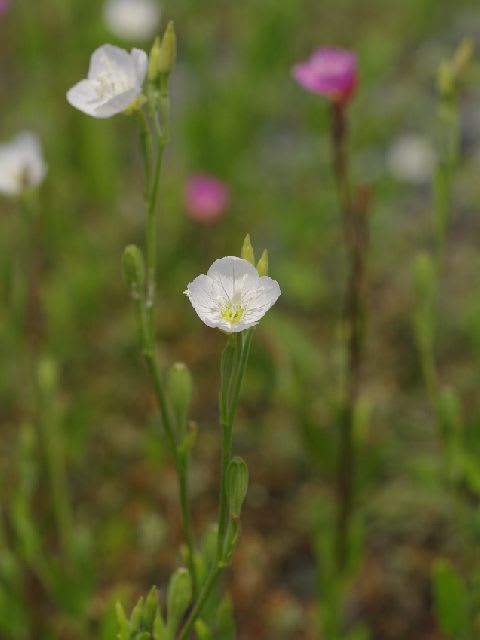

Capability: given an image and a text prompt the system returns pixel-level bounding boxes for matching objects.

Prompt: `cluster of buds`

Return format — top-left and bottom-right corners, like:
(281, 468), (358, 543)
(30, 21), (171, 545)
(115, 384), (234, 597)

(116, 569), (192, 640)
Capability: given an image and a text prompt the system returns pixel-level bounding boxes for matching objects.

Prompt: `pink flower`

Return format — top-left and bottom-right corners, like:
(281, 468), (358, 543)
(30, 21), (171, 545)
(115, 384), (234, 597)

(0, 0), (10, 15)
(292, 47), (357, 103)
(185, 175), (230, 224)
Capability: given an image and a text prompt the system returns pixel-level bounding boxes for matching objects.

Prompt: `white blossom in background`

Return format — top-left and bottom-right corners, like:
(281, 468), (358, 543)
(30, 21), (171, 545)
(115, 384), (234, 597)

(103, 0), (160, 41)
(185, 256), (281, 333)
(66, 44), (147, 118)
(0, 132), (47, 196)
(387, 134), (436, 184)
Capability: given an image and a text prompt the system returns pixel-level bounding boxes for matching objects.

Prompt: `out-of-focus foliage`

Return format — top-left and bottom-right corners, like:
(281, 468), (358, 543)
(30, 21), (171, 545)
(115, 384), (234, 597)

(1, 0), (480, 638)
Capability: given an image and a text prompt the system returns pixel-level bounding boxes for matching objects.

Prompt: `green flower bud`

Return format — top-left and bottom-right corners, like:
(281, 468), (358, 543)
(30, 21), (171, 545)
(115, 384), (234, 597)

(167, 363), (193, 432)
(241, 234), (255, 264)
(256, 249), (268, 276)
(123, 94), (147, 115)
(156, 21), (177, 79)
(148, 36), (162, 81)
(130, 596), (144, 630)
(167, 568), (192, 635)
(115, 602), (130, 640)
(226, 456), (249, 518)
(153, 609), (168, 640)
(122, 245), (145, 299)
(143, 586), (160, 630)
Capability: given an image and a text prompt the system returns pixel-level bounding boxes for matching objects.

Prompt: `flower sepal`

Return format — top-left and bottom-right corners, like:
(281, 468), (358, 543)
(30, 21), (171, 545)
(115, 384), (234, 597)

(123, 93), (147, 115)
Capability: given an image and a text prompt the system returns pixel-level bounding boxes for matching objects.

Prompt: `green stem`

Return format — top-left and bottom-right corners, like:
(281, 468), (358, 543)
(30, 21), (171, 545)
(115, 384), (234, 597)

(177, 563), (224, 640)
(179, 464), (198, 600)
(145, 141), (165, 349)
(178, 330), (253, 637)
(136, 109), (153, 200)
(135, 83), (198, 596)
(217, 331), (253, 560)
(143, 352), (177, 455)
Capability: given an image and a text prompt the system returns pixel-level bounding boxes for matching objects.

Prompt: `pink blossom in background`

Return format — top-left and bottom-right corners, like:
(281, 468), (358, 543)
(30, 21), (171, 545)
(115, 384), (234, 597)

(185, 175), (230, 224)
(292, 47), (357, 103)
(0, 0), (10, 16)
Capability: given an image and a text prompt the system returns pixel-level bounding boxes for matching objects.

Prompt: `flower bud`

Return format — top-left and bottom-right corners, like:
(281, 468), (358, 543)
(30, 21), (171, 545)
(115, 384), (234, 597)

(241, 234), (255, 264)
(122, 245), (145, 298)
(155, 21), (177, 79)
(130, 596), (144, 629)
(167, 568), (192, 635)
(143, 586), (160, 629)
(115, 602), (129, 640)
(226, 456), (249, 518)
(167, 362), (193, 433)
(153, 609), (168, 640)
(148, 36), (162, 81)
(256, 249), (268, 276)
(123, 93), (147, 116)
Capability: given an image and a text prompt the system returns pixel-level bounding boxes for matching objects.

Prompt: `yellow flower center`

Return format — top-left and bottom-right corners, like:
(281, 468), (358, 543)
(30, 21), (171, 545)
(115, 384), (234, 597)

(221, 303), (245, 324)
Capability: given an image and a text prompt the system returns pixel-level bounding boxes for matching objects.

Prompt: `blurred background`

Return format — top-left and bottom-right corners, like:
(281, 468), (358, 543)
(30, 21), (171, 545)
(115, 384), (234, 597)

(2, 0), (480, 638)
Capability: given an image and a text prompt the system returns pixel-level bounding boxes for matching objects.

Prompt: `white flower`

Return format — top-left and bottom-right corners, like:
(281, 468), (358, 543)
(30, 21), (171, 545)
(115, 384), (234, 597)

(0, 132), (47, 196)
(387, 134), (436, 184)
(185, 256), (281, 333)
(103, 0), (160, 41)
(66, 44), (147, 118)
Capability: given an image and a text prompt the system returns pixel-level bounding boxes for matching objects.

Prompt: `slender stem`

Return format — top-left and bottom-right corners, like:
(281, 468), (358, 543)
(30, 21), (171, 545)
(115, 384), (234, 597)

(179, 465), (198, 600)
(134, 83), (198, 596)
(329, 101), (369, 573)
(228, 331), (254, 427)
(143, 352), (177, 455)
(216, 339), (238, 560)
(145, 141), (165, 349)
(136, 109), (153, 200)
(217, 331), (253, 560)
(179, 331), (253, 637)
(177, 563), (224, 640)
(330, 101), (352, 243)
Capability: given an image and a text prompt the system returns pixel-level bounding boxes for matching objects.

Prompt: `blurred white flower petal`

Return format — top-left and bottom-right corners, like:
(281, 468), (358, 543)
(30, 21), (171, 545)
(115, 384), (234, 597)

(66, 44), (147, 118)
(387, 134), (436, 184)
(185, 256), (281, 333)
(0, 132), (47, 196)
(104, 0), (160, 41)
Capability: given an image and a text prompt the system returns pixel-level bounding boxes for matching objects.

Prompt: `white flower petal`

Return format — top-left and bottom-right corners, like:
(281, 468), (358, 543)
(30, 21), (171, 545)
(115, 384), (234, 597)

(207, 256), (259, 300)
(88, 43), (132, 80)
(131, 48), (148, 85)
(185, 274), (220, 328)
(92, 87), (140, 118)
(66, 79), (99, 116)
(243, 276), (281, 323)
